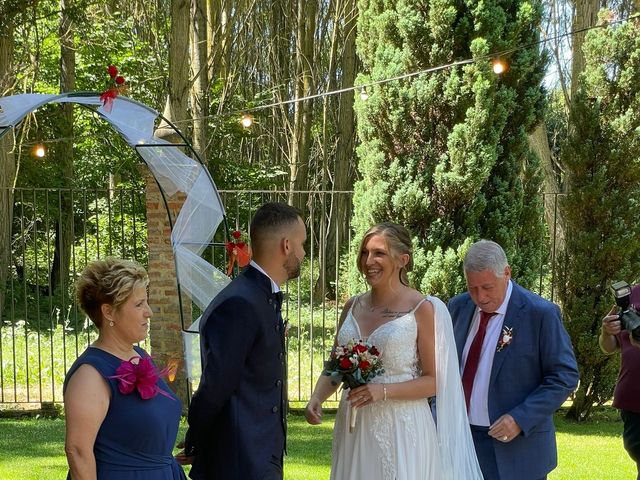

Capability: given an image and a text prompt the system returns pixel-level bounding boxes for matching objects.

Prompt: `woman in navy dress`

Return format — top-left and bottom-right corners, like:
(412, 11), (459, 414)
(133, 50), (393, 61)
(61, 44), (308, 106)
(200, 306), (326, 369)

(64, 258), (186, 480)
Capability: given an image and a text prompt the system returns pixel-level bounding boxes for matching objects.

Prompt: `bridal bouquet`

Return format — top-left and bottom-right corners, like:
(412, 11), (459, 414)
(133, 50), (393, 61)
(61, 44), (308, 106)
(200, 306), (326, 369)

(323, 339), (384, 432)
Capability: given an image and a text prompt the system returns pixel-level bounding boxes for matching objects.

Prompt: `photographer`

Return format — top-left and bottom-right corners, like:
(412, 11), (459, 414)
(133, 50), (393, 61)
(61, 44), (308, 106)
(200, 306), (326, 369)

(600, 283), (640, 480)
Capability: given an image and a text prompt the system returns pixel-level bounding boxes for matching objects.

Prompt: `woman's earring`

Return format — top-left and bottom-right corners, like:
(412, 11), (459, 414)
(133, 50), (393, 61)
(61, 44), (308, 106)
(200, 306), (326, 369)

(109, 320), (114, 327)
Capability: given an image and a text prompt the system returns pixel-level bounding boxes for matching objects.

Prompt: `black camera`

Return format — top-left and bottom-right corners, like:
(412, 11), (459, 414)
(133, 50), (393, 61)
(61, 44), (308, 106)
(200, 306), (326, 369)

(610, 281), (640, 342)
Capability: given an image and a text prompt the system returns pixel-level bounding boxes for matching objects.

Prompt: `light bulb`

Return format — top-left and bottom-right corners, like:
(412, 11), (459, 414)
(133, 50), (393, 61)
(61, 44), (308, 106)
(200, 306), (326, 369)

(492, 59), (506, 75)
(240, 114), (253, 128)
(360, 87), (369, 101)
(33, 144), (46, 158)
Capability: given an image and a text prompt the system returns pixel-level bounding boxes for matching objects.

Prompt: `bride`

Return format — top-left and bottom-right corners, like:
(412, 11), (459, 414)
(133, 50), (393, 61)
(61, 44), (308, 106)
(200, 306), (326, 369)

(305, 222), (482, 479)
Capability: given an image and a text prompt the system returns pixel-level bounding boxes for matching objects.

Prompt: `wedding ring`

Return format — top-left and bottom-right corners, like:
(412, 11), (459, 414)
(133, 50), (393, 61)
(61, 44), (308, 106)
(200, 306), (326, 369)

(502, 435), (508, 441)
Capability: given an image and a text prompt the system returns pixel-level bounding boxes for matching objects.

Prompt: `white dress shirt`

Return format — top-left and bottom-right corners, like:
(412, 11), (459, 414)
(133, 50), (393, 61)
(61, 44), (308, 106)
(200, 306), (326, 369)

(249, 260), (280, 294)
(461, 280), (513, 426)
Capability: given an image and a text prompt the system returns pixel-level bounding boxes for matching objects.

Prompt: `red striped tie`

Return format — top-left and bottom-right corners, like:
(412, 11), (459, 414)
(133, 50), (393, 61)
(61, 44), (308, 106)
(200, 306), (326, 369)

(461, 310), (496, 411)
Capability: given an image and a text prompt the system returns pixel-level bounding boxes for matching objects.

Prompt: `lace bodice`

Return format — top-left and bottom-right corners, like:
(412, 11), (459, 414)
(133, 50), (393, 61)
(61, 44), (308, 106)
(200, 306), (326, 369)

(337, 298), (425, 384)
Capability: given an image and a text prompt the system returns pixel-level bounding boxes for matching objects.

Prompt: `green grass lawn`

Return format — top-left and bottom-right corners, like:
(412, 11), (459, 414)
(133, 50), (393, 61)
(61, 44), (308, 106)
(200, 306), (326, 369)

(0, 408), (636, 479)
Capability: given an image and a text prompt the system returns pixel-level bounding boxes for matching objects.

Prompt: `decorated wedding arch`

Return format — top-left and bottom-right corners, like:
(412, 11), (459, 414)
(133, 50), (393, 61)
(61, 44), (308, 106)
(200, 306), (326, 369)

(0, 92), (231, 380)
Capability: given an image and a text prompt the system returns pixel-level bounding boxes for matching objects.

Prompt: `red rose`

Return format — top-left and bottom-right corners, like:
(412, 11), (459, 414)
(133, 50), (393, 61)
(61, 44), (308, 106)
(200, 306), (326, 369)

(232, 230), (242, 239)
(115, 75), (125, 85)
(107, 65), (118, 78)
(358, 360), (371, 370)
(339, 357), (352, 369)
(369, 346), (379, 356)
(353, 343), (367, 354)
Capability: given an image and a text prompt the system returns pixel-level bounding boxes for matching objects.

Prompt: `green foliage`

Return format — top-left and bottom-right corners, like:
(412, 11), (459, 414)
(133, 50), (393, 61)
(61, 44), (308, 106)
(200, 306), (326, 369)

(558, 12), (640, 420)
(353, 0), (547, 295)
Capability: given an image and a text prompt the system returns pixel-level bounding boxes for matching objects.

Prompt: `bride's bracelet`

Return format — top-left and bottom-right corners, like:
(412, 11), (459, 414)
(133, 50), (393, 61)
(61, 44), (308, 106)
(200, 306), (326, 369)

(382, 384), (387, 401)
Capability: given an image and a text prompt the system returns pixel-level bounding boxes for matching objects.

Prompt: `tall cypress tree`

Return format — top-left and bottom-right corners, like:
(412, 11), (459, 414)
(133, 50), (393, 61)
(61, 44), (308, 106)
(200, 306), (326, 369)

(559, 12), (640, 420)
(352, 0), (547, 297)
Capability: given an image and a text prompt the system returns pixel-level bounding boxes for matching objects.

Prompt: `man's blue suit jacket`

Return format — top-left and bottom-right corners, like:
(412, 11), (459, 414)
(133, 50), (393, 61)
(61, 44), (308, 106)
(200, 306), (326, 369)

(448, 282), (578, 480)
(185, 266), (286, 480)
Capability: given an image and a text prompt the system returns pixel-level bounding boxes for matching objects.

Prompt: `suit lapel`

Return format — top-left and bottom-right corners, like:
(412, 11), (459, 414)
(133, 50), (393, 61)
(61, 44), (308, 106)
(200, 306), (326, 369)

(455, 299), (477, 365)
(489, 283), (526, 386)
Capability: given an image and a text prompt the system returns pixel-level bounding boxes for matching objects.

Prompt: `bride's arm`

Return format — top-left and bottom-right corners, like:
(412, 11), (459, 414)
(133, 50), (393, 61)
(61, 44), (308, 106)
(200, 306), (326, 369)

(349, 300), (436, 407)
(305, 296), (356, 424)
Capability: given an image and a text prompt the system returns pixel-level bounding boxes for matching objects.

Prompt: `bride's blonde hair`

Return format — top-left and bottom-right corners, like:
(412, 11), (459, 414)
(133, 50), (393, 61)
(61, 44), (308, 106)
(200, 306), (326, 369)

(357, 222), (413, 286)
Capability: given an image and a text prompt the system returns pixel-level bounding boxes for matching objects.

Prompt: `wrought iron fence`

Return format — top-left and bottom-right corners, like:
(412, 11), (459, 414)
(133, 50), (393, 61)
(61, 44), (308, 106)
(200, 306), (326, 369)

(0, 187), (563, 408)
(0, 187), (147, 405)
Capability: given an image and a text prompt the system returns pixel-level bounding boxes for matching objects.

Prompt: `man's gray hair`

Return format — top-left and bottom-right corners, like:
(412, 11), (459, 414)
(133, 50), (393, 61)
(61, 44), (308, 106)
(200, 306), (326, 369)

(463, 240), (509, 277)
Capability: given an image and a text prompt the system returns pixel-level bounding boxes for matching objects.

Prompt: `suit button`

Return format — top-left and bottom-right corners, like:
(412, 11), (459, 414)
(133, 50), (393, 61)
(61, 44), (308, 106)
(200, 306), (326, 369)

(276, 380), (282, 387)
(275, 324), (281, 331)
(268, 298), (273, 304)
(272, 406), (279, 413)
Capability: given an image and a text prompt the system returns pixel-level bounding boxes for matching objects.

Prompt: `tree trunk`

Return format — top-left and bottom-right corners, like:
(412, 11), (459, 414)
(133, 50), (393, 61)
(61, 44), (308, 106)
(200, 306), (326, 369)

(268, 0), (292, 169)
(0, 16), (16, 317)
(314, 0), (357, 300)
(289, 0), (317, 208)
(50, 0), (75, 298)
(570, 0), (601, 100)
(158, 0), (190, 143)
(207, 0), (232, 85)
(191, 0), (208, 164)
(528, 123), (565, 253)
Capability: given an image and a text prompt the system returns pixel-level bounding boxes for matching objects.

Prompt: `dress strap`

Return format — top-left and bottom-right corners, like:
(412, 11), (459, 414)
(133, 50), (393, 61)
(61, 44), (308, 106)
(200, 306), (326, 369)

(409, 297), (428, 314)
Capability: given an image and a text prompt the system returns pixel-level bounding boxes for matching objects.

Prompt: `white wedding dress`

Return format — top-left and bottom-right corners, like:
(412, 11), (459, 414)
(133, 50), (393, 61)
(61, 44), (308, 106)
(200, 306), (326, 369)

(330, 296), (482, 480)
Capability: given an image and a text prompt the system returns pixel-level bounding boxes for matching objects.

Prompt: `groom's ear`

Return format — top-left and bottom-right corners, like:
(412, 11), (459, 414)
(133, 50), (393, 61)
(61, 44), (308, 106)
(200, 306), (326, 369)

(280, 236), (290, 255)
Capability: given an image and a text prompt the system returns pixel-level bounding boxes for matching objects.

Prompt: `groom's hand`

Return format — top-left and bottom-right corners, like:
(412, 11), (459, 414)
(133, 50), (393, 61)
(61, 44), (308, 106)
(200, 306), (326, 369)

(175, 449), (194, 465)
(175, 440), (195, 465)
(488, 414), (522, 443)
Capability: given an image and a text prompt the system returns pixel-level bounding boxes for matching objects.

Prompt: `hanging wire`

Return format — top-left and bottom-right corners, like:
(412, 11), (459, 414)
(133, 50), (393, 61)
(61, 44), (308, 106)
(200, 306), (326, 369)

(12, 11), (639, 145)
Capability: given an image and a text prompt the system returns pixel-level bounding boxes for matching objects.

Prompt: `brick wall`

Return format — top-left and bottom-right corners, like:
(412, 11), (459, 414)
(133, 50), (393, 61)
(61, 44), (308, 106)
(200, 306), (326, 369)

(144, 167), (191, 408)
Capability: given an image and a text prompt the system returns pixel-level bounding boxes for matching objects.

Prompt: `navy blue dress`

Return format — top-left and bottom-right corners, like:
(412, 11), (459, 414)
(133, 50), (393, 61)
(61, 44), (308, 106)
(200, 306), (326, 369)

(64, 346), (186, 479)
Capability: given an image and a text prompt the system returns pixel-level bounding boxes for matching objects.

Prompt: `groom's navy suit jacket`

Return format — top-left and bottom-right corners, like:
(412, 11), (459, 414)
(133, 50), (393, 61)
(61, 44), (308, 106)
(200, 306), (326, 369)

(185, 266), (286, 480)
(448, 282), (578, 480)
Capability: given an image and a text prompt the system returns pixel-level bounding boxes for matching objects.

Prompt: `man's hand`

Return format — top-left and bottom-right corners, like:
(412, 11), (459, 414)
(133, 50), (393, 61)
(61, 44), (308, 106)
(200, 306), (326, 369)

(175, 440), (194, 465)
(488, 414), (522, 443)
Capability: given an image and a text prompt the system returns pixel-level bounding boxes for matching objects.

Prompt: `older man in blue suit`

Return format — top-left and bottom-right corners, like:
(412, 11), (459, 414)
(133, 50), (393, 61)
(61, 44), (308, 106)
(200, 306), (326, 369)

(448, 240), (578, 480)
(182, 202), (307, 480)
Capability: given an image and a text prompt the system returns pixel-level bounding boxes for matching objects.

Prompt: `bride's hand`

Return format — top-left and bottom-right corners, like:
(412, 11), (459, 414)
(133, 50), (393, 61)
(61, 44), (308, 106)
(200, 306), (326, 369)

(348, 383), (384, 408)
(305, 397), (323, 425)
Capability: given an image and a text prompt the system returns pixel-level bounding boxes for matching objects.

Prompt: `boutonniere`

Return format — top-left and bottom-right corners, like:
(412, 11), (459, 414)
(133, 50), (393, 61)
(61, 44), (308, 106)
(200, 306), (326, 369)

(109, 356), (176, 400)
(496, 326), (513, 352)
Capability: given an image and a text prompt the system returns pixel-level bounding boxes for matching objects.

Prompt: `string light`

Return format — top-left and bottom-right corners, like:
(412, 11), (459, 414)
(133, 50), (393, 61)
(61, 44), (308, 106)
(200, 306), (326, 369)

(492, 58), (507, 75)
(240, 114), (253, 128)
(359, 87), (369, 101)
(4, 13), (637, 142)
(33, 144), (46, 158)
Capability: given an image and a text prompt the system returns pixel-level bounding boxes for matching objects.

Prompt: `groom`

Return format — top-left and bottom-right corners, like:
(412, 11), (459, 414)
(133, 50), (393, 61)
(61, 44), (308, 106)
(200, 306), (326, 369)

(448, 240), (578, 480)
(183, 202), (306, 480)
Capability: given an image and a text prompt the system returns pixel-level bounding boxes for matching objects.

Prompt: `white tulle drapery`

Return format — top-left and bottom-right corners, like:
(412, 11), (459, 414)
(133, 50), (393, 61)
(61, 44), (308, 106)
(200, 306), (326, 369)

(430, 296), (484, 479)
(0, 93), (230, 381)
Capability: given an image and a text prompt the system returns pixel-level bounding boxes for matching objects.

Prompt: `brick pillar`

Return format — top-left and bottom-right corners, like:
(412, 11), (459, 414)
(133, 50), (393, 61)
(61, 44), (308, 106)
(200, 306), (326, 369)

(144, 167), (191, 409)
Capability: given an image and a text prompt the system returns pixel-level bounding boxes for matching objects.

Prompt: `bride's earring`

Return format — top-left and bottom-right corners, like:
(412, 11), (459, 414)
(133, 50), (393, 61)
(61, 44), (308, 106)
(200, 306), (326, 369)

(109, 320), (114, 327)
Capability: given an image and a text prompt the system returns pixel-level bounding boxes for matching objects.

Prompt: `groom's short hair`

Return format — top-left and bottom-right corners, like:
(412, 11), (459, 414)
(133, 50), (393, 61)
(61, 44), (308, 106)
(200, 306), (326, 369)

(250, 202), (303, 251)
